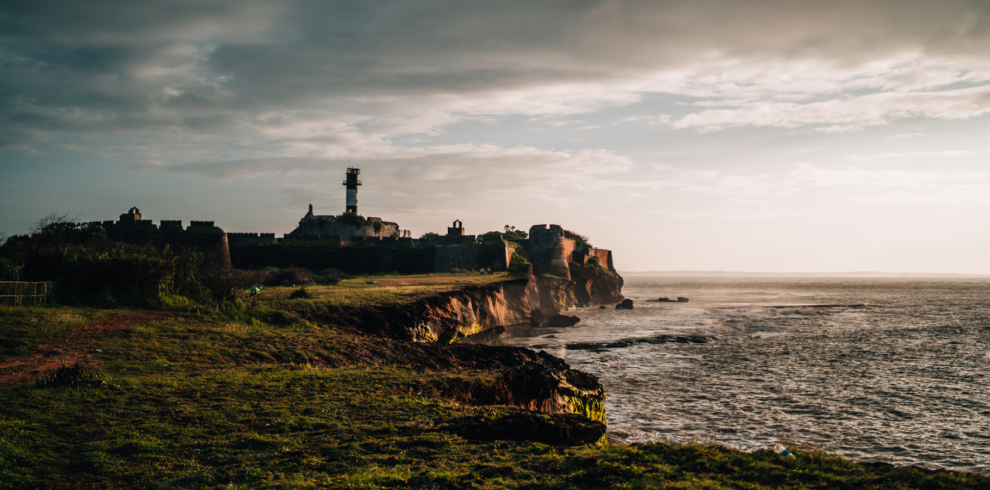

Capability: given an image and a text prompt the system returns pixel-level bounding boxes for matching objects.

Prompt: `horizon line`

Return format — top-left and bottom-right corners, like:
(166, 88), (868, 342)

(618, 270), (990, 277)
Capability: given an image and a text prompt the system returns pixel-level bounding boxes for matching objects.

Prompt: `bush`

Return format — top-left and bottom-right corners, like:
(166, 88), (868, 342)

(262, 267), (314, 287)
(315, 269), (345, 285)
(289, 287), (314, 299)
(36, 362), (100, 389)
(508, 252), (532, 276)
(563, 229), (591, 248)
(336, 212), (369, 228)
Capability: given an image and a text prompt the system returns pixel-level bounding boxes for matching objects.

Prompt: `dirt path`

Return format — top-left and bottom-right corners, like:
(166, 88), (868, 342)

(0, 310), (171, 386)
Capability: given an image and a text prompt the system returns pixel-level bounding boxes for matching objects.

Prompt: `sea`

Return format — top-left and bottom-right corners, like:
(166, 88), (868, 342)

(504, 276), (990, 474)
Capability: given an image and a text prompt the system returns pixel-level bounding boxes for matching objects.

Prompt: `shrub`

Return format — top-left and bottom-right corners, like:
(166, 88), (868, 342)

(289, 287), (314, 299)
(336, 212), (369, 228)
(262, 267), (314, 287)
(563, 229), (591, 248)
(315, 268), (345, 285)
(508, 252), (532, 276)
(37, 362), (99, 389)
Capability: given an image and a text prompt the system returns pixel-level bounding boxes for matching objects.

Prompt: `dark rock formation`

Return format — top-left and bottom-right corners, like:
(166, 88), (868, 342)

(529, 309), (549, 328)
(615, 299), (634, 310)
(452, 411), (605, 446)
(652, 297), (674, 302)
(547, 314), (580, 328)
(677, 297), (689, 302)
(531, 274), (575, 316)
(569, 262), (624, 307)
(599, 305), (607, 309)
(455, 326), (506, 345)
(565, 334), (716, 351)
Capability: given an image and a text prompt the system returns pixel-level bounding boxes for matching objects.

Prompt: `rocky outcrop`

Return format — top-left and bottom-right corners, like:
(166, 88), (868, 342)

(569, 262), (624, 306)
(615, 299), (634, 310)
(547, 314), (580, 328)
(322, 262), (621, 342)
(332, 279), (531, 341)
(452, 411), (605, 446)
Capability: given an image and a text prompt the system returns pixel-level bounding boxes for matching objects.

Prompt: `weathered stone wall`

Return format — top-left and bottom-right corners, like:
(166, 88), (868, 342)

(526, 224), (574, 280)
(230, 244), (434, 275)
(230, 242), (512, 274)
(433, 243), (512, 273)
(106, 228), (231, 268)
(570, 247), (613, 272)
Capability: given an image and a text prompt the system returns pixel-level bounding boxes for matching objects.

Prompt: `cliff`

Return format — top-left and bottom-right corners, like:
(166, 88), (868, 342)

(323, 267), (622, 342)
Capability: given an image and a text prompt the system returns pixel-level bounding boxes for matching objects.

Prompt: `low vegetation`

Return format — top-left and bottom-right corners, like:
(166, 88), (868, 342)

(1, 303), (986, 488)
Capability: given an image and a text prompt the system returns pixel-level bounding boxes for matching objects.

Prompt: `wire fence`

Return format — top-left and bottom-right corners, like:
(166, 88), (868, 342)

(0, 281), (49, 306)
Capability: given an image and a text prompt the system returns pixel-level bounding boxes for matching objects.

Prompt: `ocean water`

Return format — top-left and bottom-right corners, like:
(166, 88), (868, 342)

(504, 276), (990, 474)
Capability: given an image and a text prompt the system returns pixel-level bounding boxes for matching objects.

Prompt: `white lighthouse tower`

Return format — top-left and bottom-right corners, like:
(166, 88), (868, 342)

(343, 167), (361, 214)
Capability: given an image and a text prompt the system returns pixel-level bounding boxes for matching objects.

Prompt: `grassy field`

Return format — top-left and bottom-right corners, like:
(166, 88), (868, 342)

(259, 272), (511, 309)
(1, 278), (988, 489)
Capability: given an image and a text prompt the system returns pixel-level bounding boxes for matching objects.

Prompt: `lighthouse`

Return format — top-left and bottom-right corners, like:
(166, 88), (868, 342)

(343, 167), (361, 214)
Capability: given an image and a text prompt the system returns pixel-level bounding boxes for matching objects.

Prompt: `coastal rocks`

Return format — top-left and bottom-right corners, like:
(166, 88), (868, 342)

(343, 278), (531, 341)
(490, 361), (606, 426)
(452, 411), (606, 446)
(531, 310), (582, 329)
(649, 296), (689, 303)
(565, 334), (716, 352)
(455, 326), (506, 345)
(615, 299), (634, 310)
(547, 314), (580, 328)
(534, 274), (575, 316)
(529, 309), (549, 328)
(329, 267), (623, 341)
(569, 262), (624, 307)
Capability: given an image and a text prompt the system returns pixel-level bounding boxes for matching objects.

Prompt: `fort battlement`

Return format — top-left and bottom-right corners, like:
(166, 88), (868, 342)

(524, 224), (615, 279)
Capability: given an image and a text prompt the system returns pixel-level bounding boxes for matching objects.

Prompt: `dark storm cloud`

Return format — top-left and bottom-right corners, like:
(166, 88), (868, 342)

(3, 0), (990, 155)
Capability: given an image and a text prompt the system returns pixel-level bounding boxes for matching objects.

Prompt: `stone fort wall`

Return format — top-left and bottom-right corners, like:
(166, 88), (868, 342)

(524, 224), (616, 280)
(229, 242), (513, 274)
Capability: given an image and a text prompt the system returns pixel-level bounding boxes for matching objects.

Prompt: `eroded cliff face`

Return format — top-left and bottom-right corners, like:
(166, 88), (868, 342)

(344, 267), (621, 342)
(569, 262), (624, 306)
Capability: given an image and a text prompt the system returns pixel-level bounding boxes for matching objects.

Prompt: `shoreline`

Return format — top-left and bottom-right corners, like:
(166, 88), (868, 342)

(1, 275), (988, 486)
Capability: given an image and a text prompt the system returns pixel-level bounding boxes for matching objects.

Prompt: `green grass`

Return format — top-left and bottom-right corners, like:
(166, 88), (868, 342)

(1, 300), (988, 489)
(259, 273), (511, 309)
(0, 306), (111, 359)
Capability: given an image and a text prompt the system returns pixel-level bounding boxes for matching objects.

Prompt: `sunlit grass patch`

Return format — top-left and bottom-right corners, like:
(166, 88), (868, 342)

(0, 306), (113, 358)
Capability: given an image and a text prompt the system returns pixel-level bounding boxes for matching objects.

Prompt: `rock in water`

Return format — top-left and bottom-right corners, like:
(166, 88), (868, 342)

(529, 309), (549, 328)
(615, 299), (634, 310)
(547, 314), (580, 328)
(599, 305), (607, 309)
(677, 296), (689, 302)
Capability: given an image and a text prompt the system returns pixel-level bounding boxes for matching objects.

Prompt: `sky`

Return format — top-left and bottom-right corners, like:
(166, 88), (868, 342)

(2, 0), (990, 273)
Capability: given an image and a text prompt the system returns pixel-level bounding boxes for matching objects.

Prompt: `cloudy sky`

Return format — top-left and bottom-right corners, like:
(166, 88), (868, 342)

(2, 0), (990, 273)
